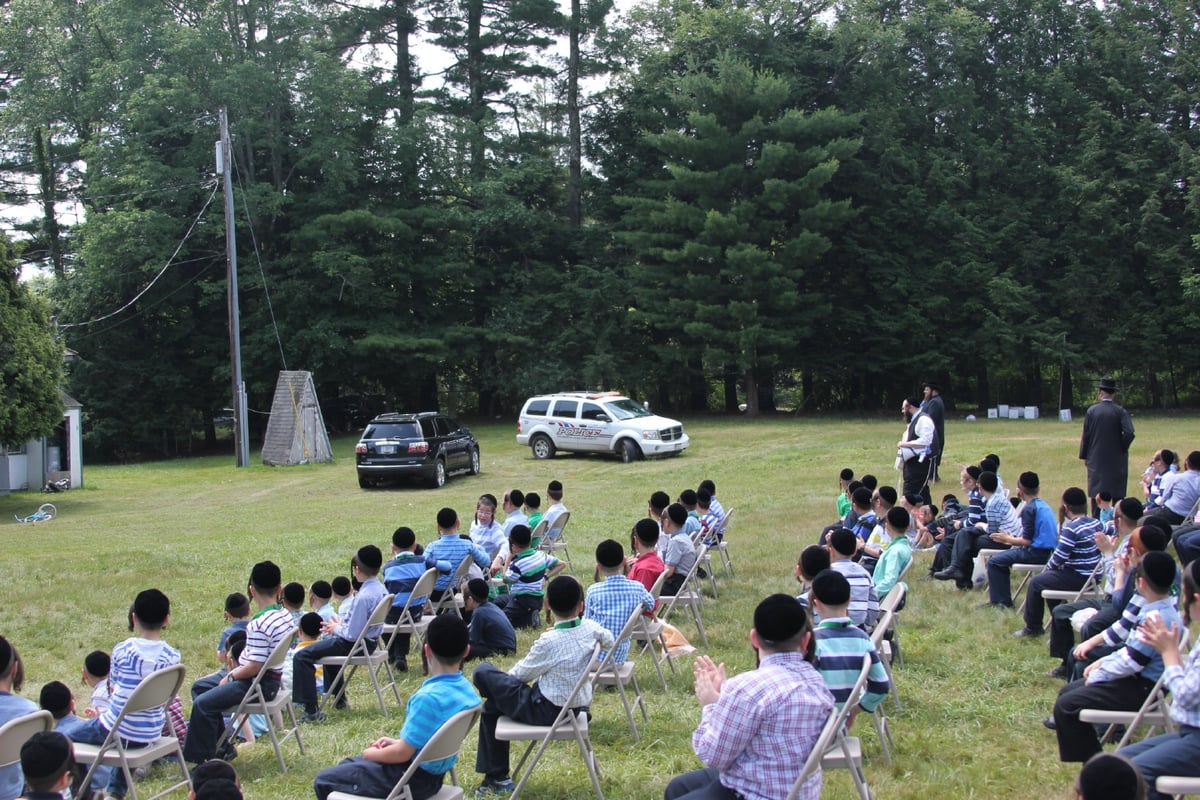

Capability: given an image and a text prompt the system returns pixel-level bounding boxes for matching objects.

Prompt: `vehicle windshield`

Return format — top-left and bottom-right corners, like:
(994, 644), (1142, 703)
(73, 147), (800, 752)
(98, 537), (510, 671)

(604, 398), (653, 420)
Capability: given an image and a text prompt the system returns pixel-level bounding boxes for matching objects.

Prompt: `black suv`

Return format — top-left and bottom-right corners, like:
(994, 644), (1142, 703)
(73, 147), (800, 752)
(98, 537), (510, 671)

(355, 412), (480, 488)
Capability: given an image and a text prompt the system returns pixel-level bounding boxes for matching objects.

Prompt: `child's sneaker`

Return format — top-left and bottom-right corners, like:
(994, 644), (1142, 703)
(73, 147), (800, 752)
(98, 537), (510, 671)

(475, 777), (516, 796)
(298, 709), (327, 724)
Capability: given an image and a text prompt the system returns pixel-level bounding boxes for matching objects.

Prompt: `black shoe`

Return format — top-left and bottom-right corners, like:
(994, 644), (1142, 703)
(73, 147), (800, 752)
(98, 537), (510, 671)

(1046, 664), (1070, 680)
(934, 568), (964, 581)
(1042, 717), (1056, 730)
(976, 602), (1011, 610)
(334, 697), (348, 710)
(956, 581), (973, 591)
(214, 741), (238, 762)
(1013, 627), (1044, 638)
(392, 658), (408, 673)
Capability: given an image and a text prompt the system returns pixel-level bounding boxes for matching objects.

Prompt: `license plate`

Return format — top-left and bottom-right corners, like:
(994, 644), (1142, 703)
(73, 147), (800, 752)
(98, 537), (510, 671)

(378, 444), (397, 455)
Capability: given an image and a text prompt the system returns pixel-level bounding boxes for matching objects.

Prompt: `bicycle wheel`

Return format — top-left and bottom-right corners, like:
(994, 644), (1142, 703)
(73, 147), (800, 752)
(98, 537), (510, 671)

(37, 504), (56, 520)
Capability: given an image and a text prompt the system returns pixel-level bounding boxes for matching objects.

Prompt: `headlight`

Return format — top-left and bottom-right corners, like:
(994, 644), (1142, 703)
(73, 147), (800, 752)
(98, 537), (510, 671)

(641, 431), (661, 441)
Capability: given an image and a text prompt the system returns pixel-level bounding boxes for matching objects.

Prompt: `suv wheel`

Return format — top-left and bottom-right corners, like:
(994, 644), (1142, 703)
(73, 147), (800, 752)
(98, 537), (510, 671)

(470, 447), (481, 475)
(429, 459), (446, 488)
(619, 439), (642, 463)
(531, 434), (556, 460)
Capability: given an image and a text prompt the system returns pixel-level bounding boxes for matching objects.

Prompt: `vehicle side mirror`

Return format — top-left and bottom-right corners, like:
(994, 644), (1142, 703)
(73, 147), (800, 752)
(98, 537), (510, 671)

(596, 415), (610, 423)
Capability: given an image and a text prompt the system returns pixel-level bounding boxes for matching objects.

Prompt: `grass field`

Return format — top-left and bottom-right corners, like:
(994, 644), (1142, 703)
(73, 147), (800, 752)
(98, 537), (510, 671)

(2, 412), (1196, 800)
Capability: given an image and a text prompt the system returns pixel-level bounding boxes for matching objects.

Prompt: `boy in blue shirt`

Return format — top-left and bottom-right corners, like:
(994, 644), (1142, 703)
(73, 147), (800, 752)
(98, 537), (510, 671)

(218, 592), (250, 667)
(463, 579), (516, 660)
(383, 526), (450, 672)
(425, 508), (491, 603)
(313, 615), (481, 800)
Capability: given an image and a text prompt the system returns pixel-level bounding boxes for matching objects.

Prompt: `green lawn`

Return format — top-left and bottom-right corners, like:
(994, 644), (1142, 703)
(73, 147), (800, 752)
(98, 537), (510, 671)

(2, 413), (1195, 800)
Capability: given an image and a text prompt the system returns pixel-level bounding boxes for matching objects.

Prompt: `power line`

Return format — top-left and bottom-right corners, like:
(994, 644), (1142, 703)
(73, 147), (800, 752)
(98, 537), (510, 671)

(57, 181), (219, 329)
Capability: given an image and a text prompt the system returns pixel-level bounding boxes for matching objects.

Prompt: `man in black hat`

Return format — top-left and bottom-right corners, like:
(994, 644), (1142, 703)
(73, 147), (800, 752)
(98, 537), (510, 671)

(922, 381), (946, 481)
(1079, 377), (1135, 516)
(664, 594), (834, 800)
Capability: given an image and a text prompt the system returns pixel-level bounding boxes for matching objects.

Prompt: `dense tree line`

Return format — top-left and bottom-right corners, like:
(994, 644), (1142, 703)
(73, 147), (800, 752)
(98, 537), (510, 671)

(0, 0), (1196, 458)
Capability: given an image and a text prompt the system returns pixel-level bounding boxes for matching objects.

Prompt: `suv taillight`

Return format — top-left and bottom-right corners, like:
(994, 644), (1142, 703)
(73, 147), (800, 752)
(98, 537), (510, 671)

(355, 443), (367, 454)
(516, 420), (522, 434)
(408, 442), (429, 454)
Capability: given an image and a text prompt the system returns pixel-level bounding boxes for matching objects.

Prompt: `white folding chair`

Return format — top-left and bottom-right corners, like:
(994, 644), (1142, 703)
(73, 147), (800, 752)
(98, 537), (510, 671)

(590, 606), (649, 741)
(382, 568), (440, 673)
(327, 705), (482, 800)
(431, 557), (475, 619)
(877, 581), (907, 668)
(633, 571), (676, 690)
(319, 593), (401, 715)
(657, 544), (709, 646)
(713, 507), (735, 576)
(215, 628), (304, 773)
(1156, 776), (1200, 797)
(1080, 629), (1191, 749)
(495, 643), (604, 800)
(74, 664), (191, 800)
(0, 710), (52, 778)
(1013, 561), (1048, 612)
(788, 653), (872, 800)
(539, 511), (574, 573)
(1042, 558), (1106, 605)
(529, 518), (549, 547)
(870, 608), (901, 710)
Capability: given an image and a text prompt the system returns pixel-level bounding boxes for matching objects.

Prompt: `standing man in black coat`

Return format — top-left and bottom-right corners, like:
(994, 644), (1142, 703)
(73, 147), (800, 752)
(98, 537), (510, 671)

(922, 381), (946, 481)
(1078, 377), (1135, 515)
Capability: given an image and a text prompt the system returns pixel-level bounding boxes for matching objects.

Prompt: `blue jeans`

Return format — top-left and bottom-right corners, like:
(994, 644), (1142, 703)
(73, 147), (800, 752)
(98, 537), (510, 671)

(67, 717), (142, 797)
(1123, 725), (1200, 800)
(183, 671), (277, 763)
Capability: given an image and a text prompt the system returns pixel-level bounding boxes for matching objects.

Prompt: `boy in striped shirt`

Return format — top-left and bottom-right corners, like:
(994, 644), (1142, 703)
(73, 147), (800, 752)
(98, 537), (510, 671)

(67, 588), (181, 799)
(493, 525), (564, 629)
(811, 570), (890, 730)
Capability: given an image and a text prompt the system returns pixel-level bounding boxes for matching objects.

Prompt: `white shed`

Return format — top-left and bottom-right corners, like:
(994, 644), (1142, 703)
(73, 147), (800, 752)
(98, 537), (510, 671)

(0, 392), (83, 494)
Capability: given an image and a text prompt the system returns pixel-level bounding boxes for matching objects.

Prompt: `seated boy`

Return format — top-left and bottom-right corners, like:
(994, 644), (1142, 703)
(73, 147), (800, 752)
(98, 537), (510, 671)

(81, 650), (112, 719)
(873, 507), (914, 599)
(383, 526), (450, 671)
(1051, 551), (1183, 762)
(827, 529), (880, 629)
(293, 546), (387, 722)
(810, 570), (890, 730)
(68, 589), (182, 800)
(312, 615), (481, 800)
(425, 508), (491, 603)
(585, 540), (655, 665)
(661, 504), (697, 596)
(309, 581), (336, 625)
(282, 583), (307, 625)
(39, 680), (113, 794)
(19, 731), (75, 800)
(473, 576), (614, 795)
(493, 524), (564, 629)
(625, 519), (665, 593)
(463, 579), (517, 661)
(218, 593), (250, 667)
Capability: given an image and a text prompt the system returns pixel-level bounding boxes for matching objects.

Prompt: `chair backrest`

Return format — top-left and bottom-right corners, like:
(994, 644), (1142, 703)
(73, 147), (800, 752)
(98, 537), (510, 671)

(547, 511), (571, 540)
(383, 705), (482, 800)
(718, 507), (735, 537)
(596, 606), (645, 676)
(648, 570), (667, 602)
(401, 568), (441, 621)
(551, 644), (603, 724)
(117, 663), (187, 717)
(869, 610), (894, 650)
(352, 593), (396, 650)
(879, 582), (906, 615)
(1072, 558), (1105, 600)
(789, 654), (870, 800)
(530, 518), (549, 543)
(0, 710), (52, 768)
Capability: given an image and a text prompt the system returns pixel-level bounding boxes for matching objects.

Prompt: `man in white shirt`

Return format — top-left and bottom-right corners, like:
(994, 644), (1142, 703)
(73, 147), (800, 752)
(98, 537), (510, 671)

(897, 397), (935, 505)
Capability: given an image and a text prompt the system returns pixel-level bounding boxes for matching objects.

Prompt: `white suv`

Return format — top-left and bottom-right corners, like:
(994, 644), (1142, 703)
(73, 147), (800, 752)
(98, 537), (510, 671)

(516, 392), (689, 462)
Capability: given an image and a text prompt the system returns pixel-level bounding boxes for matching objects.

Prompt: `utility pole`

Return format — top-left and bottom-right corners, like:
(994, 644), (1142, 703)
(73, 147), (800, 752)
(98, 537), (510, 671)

(217, 108), (250, 467)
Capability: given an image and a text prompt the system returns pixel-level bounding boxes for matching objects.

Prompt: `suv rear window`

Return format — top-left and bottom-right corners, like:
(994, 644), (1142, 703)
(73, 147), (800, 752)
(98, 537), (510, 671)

(364, 422), (420, 439)
(524, 399), (550, 416)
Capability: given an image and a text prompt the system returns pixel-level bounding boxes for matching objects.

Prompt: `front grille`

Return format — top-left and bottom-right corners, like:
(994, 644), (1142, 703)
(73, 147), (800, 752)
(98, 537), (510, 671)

(660, 426), (684, 442)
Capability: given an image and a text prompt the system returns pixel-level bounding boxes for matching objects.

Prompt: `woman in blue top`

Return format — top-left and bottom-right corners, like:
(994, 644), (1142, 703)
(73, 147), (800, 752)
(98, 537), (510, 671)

(1122, 559), (1200, 800)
